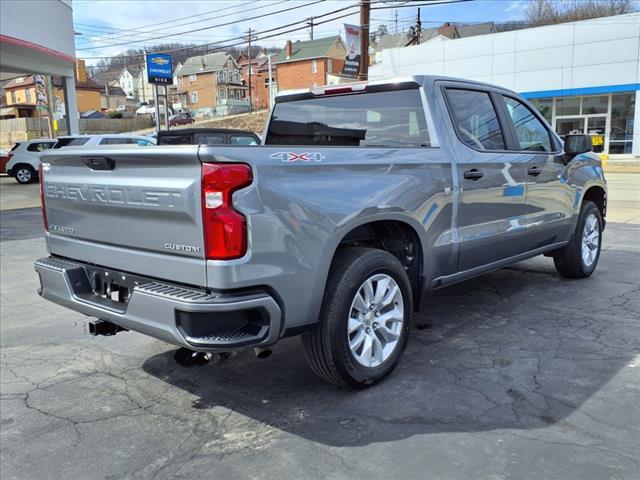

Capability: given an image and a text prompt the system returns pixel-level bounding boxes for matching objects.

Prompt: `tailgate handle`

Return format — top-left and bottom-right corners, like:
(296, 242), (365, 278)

(83, 156), (115, 171)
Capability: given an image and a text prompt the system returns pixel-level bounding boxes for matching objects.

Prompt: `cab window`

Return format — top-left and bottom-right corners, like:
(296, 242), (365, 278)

(503, 97), (552, 152)
(445, 88), (506, 150)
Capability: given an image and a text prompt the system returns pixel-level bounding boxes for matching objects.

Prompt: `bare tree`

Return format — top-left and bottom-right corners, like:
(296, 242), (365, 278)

(525, 0), (635, 26)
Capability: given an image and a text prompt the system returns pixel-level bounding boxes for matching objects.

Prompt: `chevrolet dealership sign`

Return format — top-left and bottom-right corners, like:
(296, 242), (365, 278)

(146, 53), (173, 85)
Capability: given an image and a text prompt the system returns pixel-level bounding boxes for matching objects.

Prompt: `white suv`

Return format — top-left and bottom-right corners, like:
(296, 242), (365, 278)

(6, 139), (56, 184)
(6, 134), (156, 184)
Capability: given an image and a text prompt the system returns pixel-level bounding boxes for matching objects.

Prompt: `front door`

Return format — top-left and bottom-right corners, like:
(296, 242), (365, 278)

(442, 86), (531, 272)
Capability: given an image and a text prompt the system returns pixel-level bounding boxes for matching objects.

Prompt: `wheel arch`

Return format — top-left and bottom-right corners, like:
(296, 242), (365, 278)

(320, 216), (428, 315)
(582, 185), (606, 222)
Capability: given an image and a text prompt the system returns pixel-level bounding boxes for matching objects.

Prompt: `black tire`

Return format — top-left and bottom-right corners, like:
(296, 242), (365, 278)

(553, 200), (602, 279)
(14, 164), (36, 184)
(302, 247), (413, 388)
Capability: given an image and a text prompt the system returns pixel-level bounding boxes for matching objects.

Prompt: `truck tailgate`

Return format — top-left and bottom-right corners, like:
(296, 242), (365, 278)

(40, 145), (207, 286)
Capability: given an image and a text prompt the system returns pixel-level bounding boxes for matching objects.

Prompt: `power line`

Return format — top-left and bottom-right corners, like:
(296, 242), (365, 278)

(77, 0), (327, 51)
(80, 0), (468, 62)
(75, 0), (288, 44)
(80, 1), (363, 60)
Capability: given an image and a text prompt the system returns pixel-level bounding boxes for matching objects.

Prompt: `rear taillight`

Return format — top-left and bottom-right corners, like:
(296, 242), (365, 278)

(38, 163), (48, 231)
(201, 163), (252, 260)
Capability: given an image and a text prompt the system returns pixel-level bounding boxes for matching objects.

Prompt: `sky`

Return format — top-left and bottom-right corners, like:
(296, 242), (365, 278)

(71, 0), (541, 64)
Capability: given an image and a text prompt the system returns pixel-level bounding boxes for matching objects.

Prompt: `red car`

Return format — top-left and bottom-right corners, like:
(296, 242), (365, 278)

(0, 148), (10, 174)
(169, 113), (195, 127)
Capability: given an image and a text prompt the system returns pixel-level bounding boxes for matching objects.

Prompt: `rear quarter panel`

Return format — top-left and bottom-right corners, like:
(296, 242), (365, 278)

(200, 145), (454, 331)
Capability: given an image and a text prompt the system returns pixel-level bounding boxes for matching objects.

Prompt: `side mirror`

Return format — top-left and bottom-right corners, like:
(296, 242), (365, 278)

(564, 134), (592, 156)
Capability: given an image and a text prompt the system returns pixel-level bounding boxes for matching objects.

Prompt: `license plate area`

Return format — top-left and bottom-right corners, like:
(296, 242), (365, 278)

(83, 265), (150, 306)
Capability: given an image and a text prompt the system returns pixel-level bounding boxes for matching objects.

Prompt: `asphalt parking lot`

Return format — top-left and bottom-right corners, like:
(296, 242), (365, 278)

(1, 176), (639, 479)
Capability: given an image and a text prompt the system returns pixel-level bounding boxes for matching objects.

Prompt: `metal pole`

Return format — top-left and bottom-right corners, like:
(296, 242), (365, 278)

(153, 84), (160, 132)
(308, 17), (314, 40)
(358, 0), (371, 81)
(247, 29), (253, 113)
(163, 85), (170, 130)
(267, 54), (274, 111)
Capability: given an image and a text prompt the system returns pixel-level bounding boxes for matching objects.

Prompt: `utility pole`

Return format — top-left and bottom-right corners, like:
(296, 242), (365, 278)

(394, 9), (398, 34)
(267, 53), (275, 111)
(358, 0), (371, 81)
(416, 8), (422, 44)
(307, 17), (315, 40)
(247, 29), (253, 113)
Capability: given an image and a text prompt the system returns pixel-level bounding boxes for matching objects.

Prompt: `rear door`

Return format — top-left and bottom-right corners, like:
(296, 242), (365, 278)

(441, 84), (530, 271)
(40, 145), (207, 285)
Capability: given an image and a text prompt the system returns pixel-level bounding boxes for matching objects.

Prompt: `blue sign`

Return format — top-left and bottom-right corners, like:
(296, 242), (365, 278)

(146, 53), (173, 85)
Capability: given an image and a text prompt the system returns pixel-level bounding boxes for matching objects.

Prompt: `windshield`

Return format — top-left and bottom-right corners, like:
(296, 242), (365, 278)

(266, 88), (430, 147)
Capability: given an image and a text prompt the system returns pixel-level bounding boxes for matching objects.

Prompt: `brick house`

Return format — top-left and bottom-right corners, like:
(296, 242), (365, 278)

(173, 52), (248, 117)
(274, 36), (347, 92)
(237, 50), (278, 110)
(2, 60), (101, 118)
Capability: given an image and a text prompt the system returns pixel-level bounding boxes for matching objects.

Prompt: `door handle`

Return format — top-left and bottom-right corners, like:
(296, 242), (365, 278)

(527, 166), (542, 176)
(463, 168), (484, 180)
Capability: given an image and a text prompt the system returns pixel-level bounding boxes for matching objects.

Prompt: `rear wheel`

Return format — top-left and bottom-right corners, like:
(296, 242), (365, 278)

(302, 247), (412, 388)
(14, 165), (36, 184)
(553, 200), (602, 278)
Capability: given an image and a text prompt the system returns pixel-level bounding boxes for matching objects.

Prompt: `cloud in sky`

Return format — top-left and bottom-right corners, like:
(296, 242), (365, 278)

(72, 0), (530, 64)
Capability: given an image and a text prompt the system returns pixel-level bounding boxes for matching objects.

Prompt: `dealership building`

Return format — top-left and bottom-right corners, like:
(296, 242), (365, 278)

(370, 13), (640, 157)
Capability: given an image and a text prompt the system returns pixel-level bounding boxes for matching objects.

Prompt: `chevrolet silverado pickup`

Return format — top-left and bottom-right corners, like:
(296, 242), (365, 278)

(35, 76), (606, 388)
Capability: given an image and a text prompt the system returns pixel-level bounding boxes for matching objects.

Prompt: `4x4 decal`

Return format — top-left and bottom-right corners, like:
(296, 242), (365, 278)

(270, 152), (325, 163)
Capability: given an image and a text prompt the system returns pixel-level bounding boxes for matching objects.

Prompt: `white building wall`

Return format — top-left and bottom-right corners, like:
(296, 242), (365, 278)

(370, 13), (640, 95)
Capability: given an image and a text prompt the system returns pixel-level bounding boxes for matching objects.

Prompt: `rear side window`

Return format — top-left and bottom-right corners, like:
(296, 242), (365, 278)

(99, 137), (135, 145)
(198, 134), (225, 144)
(266, 89), (430, 147)
(10, 143), (20, 151)
(158, 134), (192, 145)
(53, 137), (89, 148)
(446, 89), (505, 150)
(230, 135), (258, 145)
(27, 142), (54, 152)
(503, 97), (552, 152)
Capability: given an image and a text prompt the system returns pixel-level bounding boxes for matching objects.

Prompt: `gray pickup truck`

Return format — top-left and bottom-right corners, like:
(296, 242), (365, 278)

(35, 76), (606, 388)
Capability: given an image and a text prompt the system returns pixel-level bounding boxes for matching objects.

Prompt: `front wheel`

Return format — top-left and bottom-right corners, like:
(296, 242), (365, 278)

(302, 247), (412, 388)
(553, 200), (602, 278)
(14, 165), (36, 184)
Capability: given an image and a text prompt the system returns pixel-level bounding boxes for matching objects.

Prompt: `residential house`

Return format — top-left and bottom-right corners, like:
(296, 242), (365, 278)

(237, 50), (278, 110)
(274, 36), (346, 91)
(2, 59), (101, 118)
(100, 85), (129, 111)
(173, 51), (247, 117)
(118, 65), (139, 99)
(373, 22), (497, 62)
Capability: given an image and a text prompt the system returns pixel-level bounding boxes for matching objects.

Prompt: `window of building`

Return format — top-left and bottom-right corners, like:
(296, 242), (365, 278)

(190, 91), (198, 104)
(327, 59), (333, 73)
(189, 74), (197, 82)
(11, 91), (17, 104)
(609, 92), (635, 154)
(267, 88), (430, 147)
(503, 97), (552, 152)
(311, 60), (318, 74)
(25, 89), (32, 103)
(556, 97), (580, 116)
(178, 77), (183, 87)
(445, 89), (505, 150)
(582, 95), (608, 114)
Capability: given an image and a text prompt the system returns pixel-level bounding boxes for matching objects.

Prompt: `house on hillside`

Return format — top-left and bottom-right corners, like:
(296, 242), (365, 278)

(237, 50), (278, 110)
(2, 60), (101, 118)
(274, 36), (346, 91)
(173, 51), (248, 117)
(373, 22), (497, 62)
